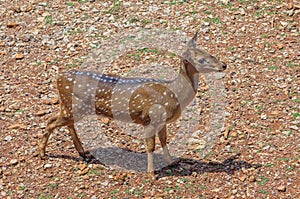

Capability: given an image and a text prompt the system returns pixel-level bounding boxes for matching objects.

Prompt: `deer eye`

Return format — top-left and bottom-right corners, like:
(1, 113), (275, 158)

(198, 58), (206, 64)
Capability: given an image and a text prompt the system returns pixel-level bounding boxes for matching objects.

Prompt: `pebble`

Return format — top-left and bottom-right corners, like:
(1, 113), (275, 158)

(290, 125), (298, 130)
(101, 181), (109, 187)
(10, 159), (18, 165)
(232, 189), (238, 195)
(44, 163), (52, 169)
(43, 99), (52, 105)
(7, 22), (19, 28)
(1, 191), (6, 197)
(4, 135), (13, 142)
(0, 0), (299, 197)
(36, 110), (49, 116)
(277, 185), (286, 192)
(261, 114), (267, 120)
(239, 175), (247, 182)
(248, 175), (256, 182)
(15, 54), (24, 60)
(8, 124), (26, 130)
(230, 131), (238, 138)
(79, 167), (90, 175)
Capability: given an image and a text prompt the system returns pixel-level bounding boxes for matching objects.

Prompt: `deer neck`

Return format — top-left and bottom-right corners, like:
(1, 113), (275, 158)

(180, 61), (199, 92)
(166, 61), (199, 110)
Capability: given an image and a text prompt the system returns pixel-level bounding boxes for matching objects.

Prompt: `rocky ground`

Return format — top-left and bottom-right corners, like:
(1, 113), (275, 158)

(0, 0), (299, 198)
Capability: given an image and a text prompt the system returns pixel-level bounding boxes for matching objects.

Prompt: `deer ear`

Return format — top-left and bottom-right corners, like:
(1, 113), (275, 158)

(187, 32), (198, 48)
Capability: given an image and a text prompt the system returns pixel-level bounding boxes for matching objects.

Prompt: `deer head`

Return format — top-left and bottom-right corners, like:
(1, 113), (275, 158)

(182, 32), (227, 73)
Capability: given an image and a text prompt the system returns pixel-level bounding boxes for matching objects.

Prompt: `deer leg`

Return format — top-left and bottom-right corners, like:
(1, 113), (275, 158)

(144, 124), (157, 175)
(39, 114), (68, 158)
(67, 123), (93, 159)
(145, 135), (155, 175)
(158, 125), (173, 164)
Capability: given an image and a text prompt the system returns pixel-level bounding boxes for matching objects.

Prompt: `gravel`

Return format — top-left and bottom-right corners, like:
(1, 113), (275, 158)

(0, 0), (299, 198)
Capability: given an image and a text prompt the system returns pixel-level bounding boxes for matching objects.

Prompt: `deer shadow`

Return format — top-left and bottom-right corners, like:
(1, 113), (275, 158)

(48, 146), (261, 178)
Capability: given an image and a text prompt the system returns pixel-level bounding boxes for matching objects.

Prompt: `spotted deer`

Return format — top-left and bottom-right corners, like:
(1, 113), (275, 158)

(38, 33), (226, 175)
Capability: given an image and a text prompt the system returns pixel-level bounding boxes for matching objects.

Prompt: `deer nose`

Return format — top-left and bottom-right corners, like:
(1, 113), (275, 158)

(222, 62), (227, 70)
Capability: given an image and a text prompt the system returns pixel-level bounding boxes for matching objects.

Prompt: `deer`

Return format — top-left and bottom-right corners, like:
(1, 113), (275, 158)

(38, 33), (227, 176)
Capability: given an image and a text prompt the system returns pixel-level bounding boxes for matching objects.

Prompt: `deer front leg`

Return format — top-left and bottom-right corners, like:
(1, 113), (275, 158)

(67, 123), (85, 157)
(145, 135), (155, 176)
(158, 125), (173, 164)
(144, 124), (157, 176)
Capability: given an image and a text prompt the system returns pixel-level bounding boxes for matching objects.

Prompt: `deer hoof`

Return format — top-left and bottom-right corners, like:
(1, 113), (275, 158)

(80, 151), (95, 162)
(39, 152), (48, 160)
(38, 147), (46, 159)
(148, 171), (155, 179)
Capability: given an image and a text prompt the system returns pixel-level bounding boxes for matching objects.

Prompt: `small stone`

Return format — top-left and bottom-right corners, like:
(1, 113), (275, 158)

(78, 163), (87, 171)
(79, 167), (90, 175)
(101, 181), (109, 186)
(7, 22), (19, 28)
(230, 131), (238, 137)
(45, 57), (51, 62)
(271, 110), (279, 115)
(51, 98), (59, 104)
(43, 99), (52, 105)
(44, 163), (52, 169)
(277, 185), (286, 192)
(30, 141), (37, 146)
(224, 125), (230, 139)
(8, 124), (26, 130)
(15, 54), (24, 60)
(261, 114), (267, 120)
(249, 175), (256, 182)
(239, 7), (246, 15)
(290, 125), (299, 131)
(239, 175), (247, 182)
(10, 159), (18, 165)
(20, 5), (32, 12)
(4, 135), (13, 142)
(219, 0), (230, 5)
(287, 1), (294, 9)
(1, 191), (7, 197)
(13, 6), (21, 13)
(212, 188), (221, 192)
(276, 43), (284, 50)
(36, 110), (48, 116)
(232, 189), (238, 195)
(280, 21), (288, 27)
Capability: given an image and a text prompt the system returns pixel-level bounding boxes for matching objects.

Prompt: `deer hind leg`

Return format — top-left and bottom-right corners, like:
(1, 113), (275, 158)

(39, 114), (91, 159)
(158, 125), (173, 164)
(67, 122), (93, 159)
(39, 114), (69, 158)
